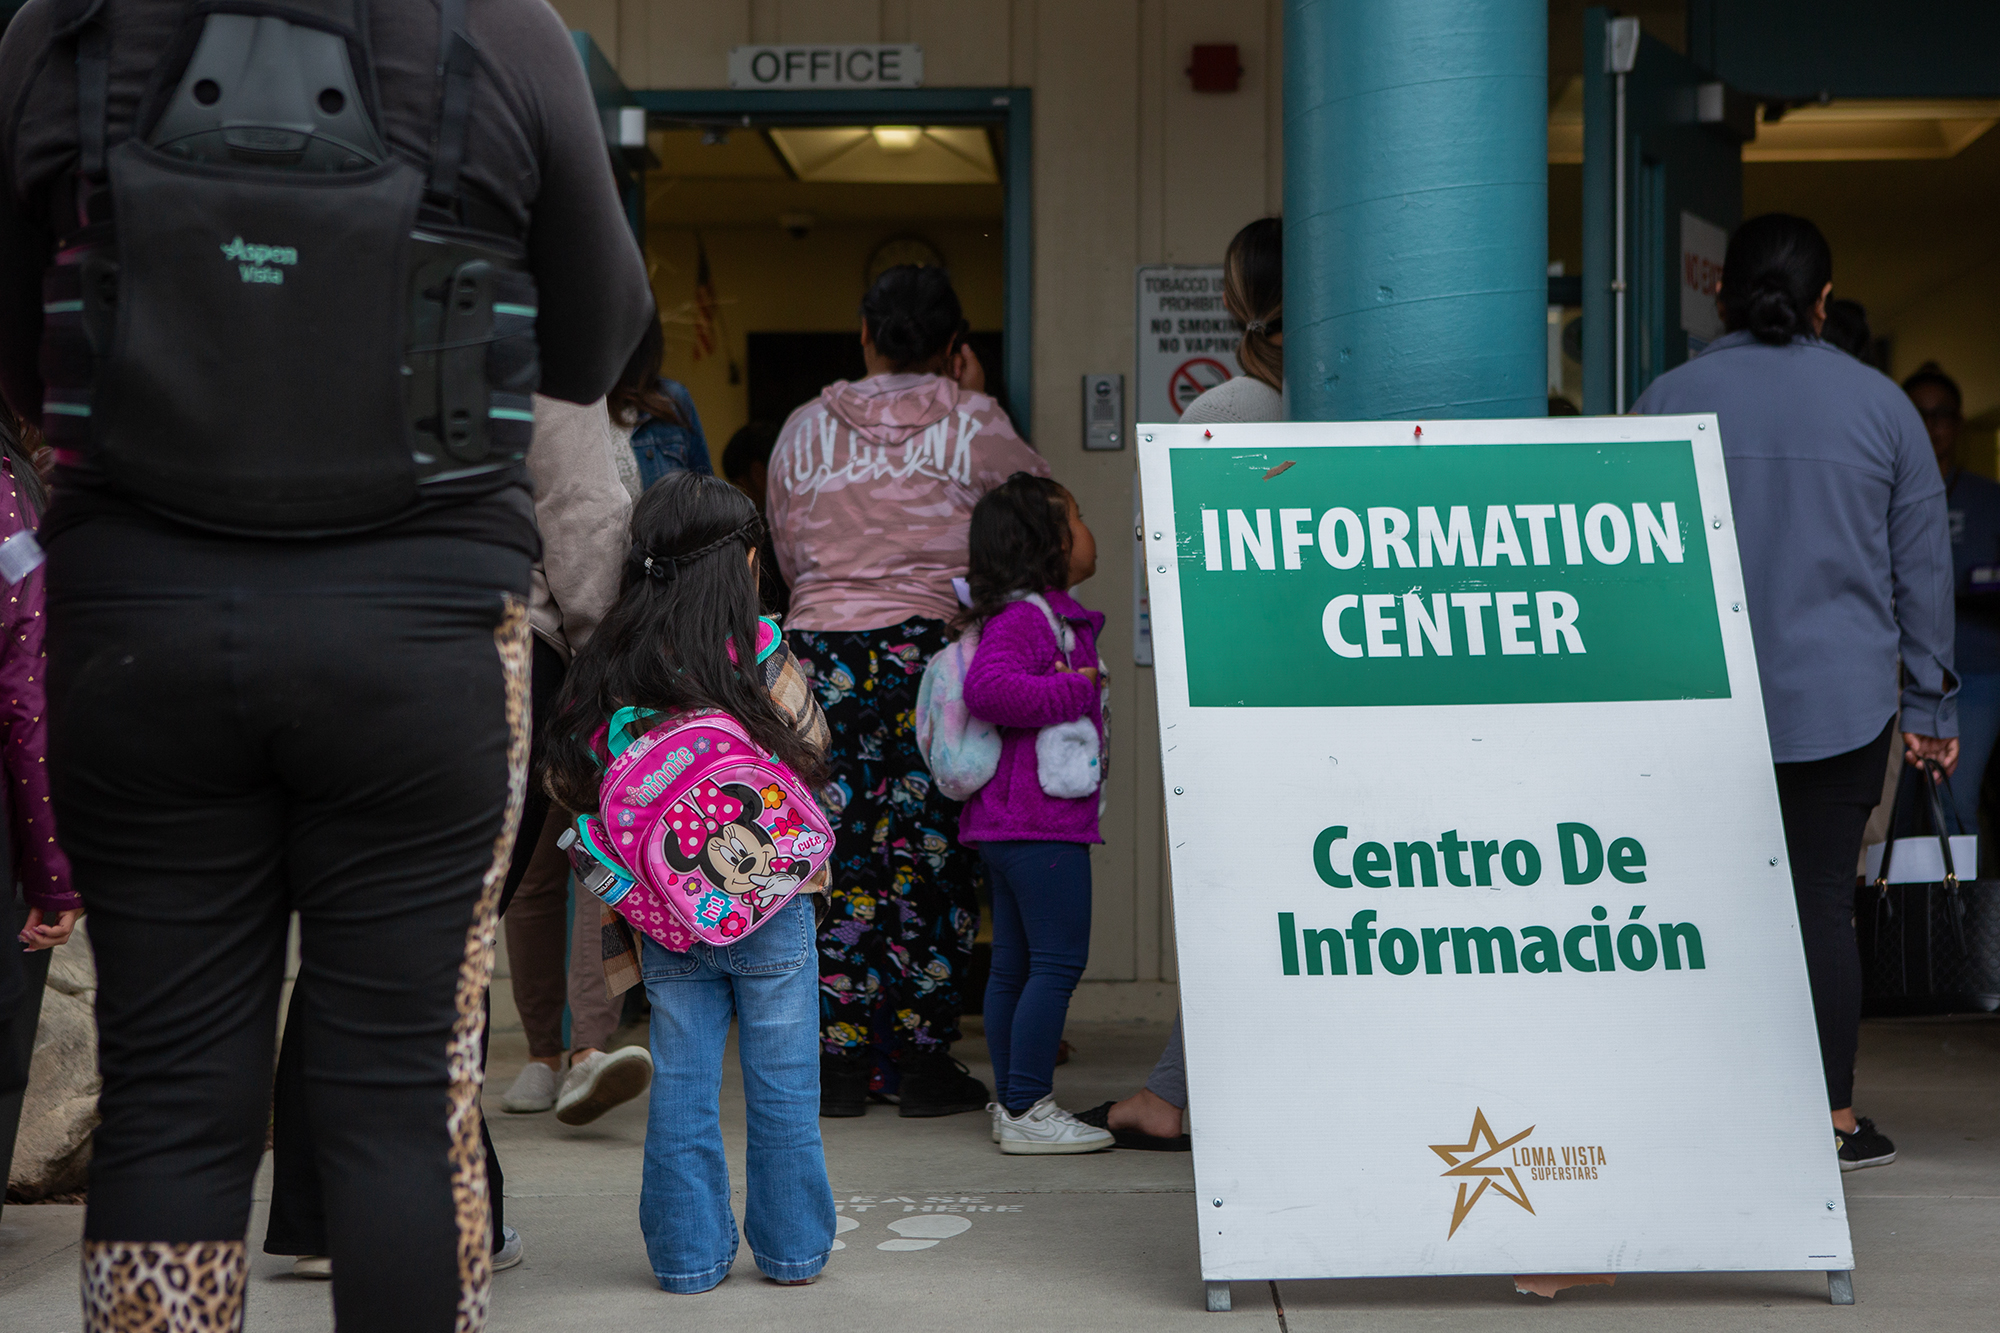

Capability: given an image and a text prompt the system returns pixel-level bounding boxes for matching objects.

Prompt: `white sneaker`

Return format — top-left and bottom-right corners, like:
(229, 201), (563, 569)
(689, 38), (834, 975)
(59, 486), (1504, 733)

(555, 1045), (654, 1125)
(292, 1255), (332, 1280)
(500, 1062), (560, 1114)
(493, 1226), (523, 1272)
(987, 1101), (1001, 1143)
(997, 1095), (1115, 1155)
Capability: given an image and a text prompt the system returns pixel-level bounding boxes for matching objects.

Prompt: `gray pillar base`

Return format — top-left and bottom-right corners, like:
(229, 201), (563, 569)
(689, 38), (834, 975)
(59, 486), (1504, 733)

(1828, 1271), (1854, 1305)
(1205, 1280), (1232, 1312)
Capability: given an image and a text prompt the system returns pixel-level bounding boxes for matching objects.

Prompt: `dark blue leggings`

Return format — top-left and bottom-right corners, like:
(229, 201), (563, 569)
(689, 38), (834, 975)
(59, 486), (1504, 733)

(980, 841), (1093, 1113)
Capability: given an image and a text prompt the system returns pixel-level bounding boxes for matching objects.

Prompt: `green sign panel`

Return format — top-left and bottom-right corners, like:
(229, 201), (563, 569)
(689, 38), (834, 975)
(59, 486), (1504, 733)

(1170, 441), (1729, 708)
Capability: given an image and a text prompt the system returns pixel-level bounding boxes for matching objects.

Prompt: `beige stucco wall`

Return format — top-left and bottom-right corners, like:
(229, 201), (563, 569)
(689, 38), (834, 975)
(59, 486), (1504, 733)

(551, 0), (1286, 1000)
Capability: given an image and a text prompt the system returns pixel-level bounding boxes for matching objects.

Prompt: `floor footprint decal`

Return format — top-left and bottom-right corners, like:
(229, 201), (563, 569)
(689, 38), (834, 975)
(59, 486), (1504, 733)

(832, 1214), (859, 1251)
(878, 1215), (972, 1251)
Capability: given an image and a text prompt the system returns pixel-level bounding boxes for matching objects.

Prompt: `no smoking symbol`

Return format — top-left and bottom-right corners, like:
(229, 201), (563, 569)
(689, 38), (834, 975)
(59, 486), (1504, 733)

(1169, 357), (1232, 417)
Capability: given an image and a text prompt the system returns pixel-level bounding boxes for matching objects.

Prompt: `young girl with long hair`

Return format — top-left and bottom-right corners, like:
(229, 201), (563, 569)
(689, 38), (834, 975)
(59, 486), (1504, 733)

(544, 472), (836, 1291)
(957, 473), (1112, 1153)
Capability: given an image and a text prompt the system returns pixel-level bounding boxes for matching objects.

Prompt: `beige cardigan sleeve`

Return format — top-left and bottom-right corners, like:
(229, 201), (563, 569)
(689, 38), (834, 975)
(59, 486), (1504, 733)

(527, 395), (632, 659)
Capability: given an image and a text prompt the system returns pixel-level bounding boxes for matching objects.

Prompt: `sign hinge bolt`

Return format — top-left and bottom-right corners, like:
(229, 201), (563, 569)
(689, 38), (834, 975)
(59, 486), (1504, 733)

(1212, 1198), (1223, 1208)
(1770, 857), (1781, 866)
(1156, 564), (1167, 574)
(1826, 1199), (1837, 1211)
(1732, 603), (1741, 612)
(1711, 518), (1723, 529)
(1174, 787), (1185, 795)
(1152, 531), (1162, 540)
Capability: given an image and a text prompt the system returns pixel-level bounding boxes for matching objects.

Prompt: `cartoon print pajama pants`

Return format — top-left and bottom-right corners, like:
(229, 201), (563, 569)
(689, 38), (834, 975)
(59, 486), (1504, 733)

(789, 618), (983, 1056)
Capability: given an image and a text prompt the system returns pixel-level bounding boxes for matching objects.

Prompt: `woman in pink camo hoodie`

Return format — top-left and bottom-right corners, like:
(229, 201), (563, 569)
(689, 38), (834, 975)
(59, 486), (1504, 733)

(767, 264), (1048, 1120)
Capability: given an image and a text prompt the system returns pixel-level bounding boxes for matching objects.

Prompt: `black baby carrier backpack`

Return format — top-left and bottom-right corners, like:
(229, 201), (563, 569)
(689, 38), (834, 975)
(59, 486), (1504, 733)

(38, 0), (540, 534)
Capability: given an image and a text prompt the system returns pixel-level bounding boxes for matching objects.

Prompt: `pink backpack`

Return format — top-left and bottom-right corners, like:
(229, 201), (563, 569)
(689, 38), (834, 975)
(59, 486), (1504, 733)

(563, 682), (834, 951)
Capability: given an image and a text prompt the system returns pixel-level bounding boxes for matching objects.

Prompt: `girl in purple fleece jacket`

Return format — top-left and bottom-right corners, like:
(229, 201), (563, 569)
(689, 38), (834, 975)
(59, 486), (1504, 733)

(958, 474), (1113, 1155)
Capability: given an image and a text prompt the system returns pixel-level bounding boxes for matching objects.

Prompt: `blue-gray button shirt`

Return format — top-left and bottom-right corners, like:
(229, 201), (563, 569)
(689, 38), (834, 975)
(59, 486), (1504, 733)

(1635, 332), (1955, 763)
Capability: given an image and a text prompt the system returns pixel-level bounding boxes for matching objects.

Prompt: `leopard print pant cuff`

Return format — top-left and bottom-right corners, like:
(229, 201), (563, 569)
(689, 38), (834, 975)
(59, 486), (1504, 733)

(82, 1240), (247, 1332)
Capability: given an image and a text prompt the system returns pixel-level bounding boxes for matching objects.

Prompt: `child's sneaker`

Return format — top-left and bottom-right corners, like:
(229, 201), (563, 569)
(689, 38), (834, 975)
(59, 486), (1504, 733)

(997, 1095), (1114, 1155)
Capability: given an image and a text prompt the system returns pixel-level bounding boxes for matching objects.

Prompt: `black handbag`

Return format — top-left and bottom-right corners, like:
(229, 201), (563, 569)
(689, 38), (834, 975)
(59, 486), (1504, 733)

(1855, 760), (2000, 1016)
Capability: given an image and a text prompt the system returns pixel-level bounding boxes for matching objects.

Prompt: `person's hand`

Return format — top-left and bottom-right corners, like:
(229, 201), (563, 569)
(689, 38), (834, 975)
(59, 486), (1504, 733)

(20, 906), (81, 952)
(1904, 732), (1960, 777)
(950, 341), (985, 394)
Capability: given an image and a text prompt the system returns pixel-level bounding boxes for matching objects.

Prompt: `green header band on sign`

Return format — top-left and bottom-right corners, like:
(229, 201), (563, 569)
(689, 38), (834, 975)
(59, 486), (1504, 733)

(1170, 441), (1730, 708)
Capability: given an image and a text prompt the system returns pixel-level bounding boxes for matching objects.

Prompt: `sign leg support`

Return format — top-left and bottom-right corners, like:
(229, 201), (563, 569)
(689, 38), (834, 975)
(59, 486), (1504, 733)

(1827, 1271), (1854, 1305)
(1205, 1280), (1232, 1312)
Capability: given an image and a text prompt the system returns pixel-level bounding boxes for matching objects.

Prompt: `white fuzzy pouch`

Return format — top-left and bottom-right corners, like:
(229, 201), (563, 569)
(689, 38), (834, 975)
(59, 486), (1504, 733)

(1036, 718), (1102, 798)
(1020, 593), (1105, 800)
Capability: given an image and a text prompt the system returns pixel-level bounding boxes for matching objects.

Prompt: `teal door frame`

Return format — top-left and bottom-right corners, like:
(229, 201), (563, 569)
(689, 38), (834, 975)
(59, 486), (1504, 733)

(628, 87), (1035, 434)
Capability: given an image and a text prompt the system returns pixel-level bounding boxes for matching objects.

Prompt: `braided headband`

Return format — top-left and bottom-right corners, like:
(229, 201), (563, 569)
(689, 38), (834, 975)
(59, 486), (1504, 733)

(635, 517), (763, 583)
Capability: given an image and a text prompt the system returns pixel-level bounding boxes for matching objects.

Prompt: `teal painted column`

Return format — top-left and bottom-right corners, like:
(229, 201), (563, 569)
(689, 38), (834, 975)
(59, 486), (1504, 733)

(1284, 0), (1548, 420)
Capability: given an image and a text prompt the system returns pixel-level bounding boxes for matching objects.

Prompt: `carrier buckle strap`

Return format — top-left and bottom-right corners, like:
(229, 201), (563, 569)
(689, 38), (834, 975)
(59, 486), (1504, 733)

(425, 0), (476, 211)
(74, 13), (109, 220)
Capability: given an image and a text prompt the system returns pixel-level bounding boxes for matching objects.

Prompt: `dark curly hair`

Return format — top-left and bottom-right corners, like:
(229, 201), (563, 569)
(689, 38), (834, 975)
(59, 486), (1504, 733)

(955, 472), (1073, 635)
(1720, 214), (1832, 347)
(861, 263), (966, 372)
(542, 472), (823, 816)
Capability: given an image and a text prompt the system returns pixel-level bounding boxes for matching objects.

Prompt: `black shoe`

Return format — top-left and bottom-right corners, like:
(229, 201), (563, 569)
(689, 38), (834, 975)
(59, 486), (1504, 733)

(1075, 1100), (1193, 1152)
(895, 1049), (990, 1117)
(820, 1051), (870, 1118)
(1836, 1116), (1896, 1172)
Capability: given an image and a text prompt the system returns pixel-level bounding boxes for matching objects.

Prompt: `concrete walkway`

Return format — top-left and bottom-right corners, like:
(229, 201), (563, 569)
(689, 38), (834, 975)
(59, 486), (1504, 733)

(4, 1004), (1996, 1330)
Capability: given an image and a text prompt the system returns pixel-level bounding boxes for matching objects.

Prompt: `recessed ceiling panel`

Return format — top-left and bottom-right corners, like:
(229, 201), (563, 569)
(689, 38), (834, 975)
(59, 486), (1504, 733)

(767, 126), (999, 184)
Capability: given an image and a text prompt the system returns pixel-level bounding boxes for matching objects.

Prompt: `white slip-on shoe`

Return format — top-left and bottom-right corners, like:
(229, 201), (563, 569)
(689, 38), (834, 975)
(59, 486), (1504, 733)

(998, 1095), (1115, 1155)
(555, 1046), (654, 1126)
(500, 1062), (559, 1114)
(292, 1255), (332, 1280)
(493, 1226), (524, 1272)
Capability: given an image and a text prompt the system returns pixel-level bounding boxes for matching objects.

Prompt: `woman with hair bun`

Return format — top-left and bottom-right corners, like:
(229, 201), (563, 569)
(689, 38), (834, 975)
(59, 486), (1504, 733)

(1636, 213), (1955, 1174)
(767, 264), (1049, 1120)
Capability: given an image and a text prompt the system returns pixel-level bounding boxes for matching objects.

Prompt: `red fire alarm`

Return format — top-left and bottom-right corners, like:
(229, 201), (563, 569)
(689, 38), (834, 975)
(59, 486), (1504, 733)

(1187, 44), (1242, 94)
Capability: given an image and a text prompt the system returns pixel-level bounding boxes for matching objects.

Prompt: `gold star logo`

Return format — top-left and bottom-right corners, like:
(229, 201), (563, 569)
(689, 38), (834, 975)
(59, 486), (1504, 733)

(1430, 1109), (1536, 1238)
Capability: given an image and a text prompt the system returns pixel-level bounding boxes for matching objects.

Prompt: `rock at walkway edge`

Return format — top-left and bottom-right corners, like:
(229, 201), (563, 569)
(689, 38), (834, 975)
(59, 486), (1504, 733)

(8, 923), (99, 1200)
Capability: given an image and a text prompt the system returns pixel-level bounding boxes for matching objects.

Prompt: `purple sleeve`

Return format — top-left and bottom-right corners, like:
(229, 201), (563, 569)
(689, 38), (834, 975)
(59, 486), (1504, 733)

(0, 466), (74, 912)
(963, 603), (1096, 730)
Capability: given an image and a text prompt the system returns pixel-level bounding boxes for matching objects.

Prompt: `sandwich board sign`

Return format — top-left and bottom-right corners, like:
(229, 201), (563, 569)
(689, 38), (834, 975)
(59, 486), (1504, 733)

(1135, 416), (1853, 1307)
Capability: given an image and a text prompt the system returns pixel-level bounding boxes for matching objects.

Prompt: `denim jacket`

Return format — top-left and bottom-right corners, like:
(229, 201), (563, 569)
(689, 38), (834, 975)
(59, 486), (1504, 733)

(631, 379), (712, 490)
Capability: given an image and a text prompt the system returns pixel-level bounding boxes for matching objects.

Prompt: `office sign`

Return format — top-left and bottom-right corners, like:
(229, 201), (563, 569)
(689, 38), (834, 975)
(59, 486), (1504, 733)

(1138, 416), (1851, 1286)
(729, 45), (923, 89)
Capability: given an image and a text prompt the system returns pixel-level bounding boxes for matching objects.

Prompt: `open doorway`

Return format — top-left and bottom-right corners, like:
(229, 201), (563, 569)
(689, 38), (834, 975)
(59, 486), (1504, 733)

(631, 91), (1030, 471)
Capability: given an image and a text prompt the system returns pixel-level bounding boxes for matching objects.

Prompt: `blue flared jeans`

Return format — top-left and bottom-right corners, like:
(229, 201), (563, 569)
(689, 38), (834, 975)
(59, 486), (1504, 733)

(638, 896), (834, 1292)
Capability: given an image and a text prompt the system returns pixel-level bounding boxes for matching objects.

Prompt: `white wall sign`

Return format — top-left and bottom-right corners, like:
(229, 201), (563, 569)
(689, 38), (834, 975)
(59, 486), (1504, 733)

(728, 45), (923, 90)
(1138, 416), (1851, 1288)
(1680, 211), (1729, 346)
(1135, 266), (1243, 423)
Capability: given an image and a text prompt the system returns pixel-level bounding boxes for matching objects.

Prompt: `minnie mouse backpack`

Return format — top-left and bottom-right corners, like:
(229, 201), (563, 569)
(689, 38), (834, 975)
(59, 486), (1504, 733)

(561, 627), (836, 950)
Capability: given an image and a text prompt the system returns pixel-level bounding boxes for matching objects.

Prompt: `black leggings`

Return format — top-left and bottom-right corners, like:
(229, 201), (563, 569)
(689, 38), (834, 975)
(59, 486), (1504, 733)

(47, 522), (531, 1332)
(263, 636), (566, 1262)
(1773, 718), (1895, 1111)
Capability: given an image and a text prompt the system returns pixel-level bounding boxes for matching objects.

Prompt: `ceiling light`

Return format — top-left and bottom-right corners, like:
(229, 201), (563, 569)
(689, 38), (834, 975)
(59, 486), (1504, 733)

(872, 126), (924, 153)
